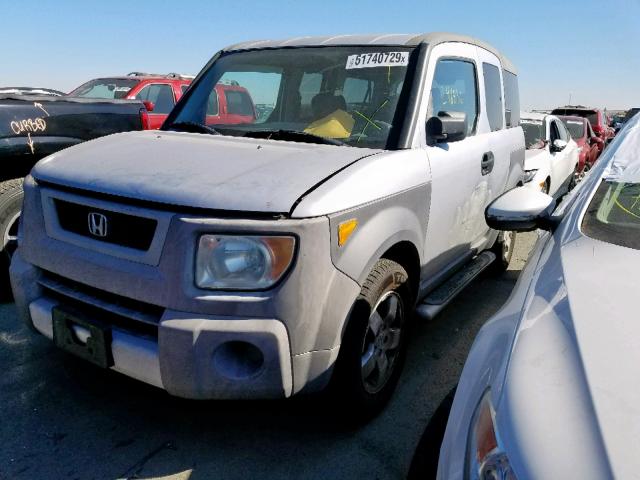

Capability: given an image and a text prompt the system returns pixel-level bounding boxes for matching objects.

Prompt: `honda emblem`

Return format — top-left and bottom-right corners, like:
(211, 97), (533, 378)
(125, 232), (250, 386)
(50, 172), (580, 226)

(88, 212), (108, 237)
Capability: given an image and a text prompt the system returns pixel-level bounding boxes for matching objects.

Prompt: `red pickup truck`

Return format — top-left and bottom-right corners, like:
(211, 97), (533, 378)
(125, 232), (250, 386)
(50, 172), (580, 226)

(69, 74), (257, 129)
(69, 73), (192, 129)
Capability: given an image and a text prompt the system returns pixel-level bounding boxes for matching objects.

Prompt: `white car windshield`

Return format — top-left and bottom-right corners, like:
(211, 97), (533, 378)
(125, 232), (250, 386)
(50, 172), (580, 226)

(165, 46), (418, 149)
(521, 120), (545, 149)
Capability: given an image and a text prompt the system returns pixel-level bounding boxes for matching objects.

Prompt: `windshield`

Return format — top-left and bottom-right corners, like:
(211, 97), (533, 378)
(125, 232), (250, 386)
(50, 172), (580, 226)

(582, 181), (640, 250)
(563, 119), (585, 139)
(521, 120), (545, 149)
(69, 78), (140, 99)
(165, 46), (418, 149)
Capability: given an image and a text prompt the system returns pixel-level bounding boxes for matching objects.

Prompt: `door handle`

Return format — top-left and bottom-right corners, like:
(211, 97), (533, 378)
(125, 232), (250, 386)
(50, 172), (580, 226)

(481, 152), (494, 176)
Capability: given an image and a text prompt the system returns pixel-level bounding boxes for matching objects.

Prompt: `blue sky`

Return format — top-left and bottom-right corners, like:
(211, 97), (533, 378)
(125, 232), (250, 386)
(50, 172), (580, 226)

(2, 0), (639, 110)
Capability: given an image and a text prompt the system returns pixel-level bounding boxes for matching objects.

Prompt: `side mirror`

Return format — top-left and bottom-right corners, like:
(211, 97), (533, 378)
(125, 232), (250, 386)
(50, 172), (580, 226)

(143, 100), (155, 112)
(485, 187), (557, 232)
(426, 111), (467, 144)
(550, 139), (567, 152)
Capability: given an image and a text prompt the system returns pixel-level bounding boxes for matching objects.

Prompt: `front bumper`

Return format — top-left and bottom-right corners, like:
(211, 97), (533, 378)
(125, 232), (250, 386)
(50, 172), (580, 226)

(11, 177), (361, 398)
(22, 276), (292, 398)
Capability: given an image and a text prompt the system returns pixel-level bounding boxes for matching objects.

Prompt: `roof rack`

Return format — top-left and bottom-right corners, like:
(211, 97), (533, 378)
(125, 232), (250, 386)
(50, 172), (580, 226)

(127, 72), (195, 80)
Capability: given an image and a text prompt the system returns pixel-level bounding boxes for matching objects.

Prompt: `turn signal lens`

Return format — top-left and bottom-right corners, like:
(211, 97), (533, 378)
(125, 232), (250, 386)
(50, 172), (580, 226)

(338, 219), (358, 247)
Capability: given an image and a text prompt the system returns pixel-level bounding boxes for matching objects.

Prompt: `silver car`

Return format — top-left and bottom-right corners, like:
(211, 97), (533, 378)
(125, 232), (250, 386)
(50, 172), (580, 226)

(437, 113), (640, 477)
(11, 33), (524, 418)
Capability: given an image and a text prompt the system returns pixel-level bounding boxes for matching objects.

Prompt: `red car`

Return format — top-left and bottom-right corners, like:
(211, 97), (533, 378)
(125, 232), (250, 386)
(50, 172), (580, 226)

(204, 81), (257, 125)
(69, 74), (256, 129)
(559, 115), (602, 177)
(552, 106), (615, 146)
(69, 73), (192, 129)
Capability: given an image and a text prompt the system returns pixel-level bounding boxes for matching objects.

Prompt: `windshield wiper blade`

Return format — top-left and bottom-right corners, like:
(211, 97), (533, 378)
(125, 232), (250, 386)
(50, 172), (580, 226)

(245, 129), (346, 146)
(166, 121), (220, 135)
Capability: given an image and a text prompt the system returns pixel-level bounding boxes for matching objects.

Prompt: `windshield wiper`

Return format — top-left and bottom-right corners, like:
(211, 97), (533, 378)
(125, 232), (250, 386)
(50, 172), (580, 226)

(244, 129), (346, 146)
(166, 121), (220, 135)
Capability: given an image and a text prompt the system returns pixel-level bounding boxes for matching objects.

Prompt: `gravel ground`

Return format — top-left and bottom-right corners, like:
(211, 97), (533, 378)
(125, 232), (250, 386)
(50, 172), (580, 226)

(0, 232), (537, 480)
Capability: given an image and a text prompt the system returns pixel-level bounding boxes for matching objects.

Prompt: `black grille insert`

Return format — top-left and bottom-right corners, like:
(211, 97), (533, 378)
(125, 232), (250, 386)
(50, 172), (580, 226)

(54, 199), (157, 251)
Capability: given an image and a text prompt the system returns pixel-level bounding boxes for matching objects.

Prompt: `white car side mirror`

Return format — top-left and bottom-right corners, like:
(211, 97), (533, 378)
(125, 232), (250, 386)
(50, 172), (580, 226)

(551, 139), (568, 152)
(485, 187), (556, 232)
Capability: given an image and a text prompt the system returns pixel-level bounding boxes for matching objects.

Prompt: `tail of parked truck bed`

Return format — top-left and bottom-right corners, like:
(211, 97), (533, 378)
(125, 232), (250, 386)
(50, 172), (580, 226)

(0, 94), (146, 294)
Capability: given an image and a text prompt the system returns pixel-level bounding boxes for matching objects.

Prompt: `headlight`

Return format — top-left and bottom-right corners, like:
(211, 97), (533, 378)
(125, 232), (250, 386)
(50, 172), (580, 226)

(195, 235), (295, 290)
(522, 169), (538, 183)
(466, 391), (517, 480)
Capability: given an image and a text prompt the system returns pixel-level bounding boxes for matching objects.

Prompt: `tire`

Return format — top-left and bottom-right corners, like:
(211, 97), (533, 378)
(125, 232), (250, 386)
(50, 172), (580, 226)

(490, 229), (516, 272)
(567, 168), (577, 191)
(330, 258), (411, 421)
(0, 178), (24, 299)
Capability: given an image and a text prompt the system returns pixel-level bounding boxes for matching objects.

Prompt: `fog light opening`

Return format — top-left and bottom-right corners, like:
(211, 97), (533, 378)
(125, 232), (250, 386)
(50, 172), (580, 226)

(213, 341), (265, 380)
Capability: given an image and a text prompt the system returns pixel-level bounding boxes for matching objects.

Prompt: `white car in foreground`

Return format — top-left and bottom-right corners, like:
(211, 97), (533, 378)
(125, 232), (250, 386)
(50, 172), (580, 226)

(437, 114), (640, 479)
(520, 111), (579, 196)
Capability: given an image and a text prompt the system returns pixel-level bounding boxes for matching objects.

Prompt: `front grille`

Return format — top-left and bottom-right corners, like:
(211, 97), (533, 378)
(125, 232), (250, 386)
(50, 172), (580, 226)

(38, 270), (163, 338)
(54, 199), (157, 251)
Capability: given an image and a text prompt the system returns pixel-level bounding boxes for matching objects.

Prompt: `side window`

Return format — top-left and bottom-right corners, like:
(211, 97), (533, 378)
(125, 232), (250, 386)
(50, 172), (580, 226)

(343, 77), (371, 107)
(135, 84), (175, 114)
(503, 70), (520, 127)
(557, 120), (569, 142)
(218, 72), (281, 123)
(225, 90), (254, 116)
(429, 59), (478, 136)
(482, 62), (503, 131)
(207, 89), (219, 116)
(181, 85), (189, 95)
(299, 73), (323, 120)
(550, 121), (561, 143)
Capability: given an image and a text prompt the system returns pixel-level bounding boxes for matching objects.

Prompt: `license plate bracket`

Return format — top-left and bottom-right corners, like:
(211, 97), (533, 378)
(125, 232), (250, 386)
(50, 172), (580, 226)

(52, 306), (113, 369)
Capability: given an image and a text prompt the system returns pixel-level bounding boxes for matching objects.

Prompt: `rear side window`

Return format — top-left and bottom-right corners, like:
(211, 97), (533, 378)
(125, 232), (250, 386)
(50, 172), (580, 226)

(482, 63), (503, 131)
(429, 59), (479, 136)
(503, 70), (520, 127)
(225, 90), (254, 116)
(135, 84), (175, 114)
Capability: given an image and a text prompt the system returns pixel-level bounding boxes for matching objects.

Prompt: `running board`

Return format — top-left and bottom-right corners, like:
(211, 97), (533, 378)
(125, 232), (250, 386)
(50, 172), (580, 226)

(416, 251), (496, 321)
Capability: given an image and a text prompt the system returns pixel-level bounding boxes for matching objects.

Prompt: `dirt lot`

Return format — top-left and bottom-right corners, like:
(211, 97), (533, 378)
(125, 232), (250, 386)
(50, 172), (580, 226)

(0, 233), (537, 480)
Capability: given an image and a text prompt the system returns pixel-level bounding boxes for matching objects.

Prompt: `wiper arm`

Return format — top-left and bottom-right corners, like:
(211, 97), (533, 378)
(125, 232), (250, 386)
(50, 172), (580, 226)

(244, 129), (346, 146)
(166, 121), (220, 135)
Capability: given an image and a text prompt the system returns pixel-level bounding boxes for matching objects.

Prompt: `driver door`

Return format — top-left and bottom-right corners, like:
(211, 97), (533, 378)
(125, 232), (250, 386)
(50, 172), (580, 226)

(421, 43), (491, 278)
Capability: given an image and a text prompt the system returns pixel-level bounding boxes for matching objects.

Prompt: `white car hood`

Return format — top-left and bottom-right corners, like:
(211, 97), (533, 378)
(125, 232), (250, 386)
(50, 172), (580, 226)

(524, 148), (549, 170)
(32, 130), (380, 214)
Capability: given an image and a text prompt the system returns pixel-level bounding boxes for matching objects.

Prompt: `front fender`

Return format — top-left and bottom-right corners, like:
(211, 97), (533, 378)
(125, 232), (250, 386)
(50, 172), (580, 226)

(328, 184), (429, 286)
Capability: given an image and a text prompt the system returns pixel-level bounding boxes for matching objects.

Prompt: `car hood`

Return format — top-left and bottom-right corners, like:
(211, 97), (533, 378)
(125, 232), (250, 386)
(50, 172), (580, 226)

(524, 148), (548, 170)
(561, 235), (640, 478)
(499, 233), (640, 479)
(32, 130), (380, 214)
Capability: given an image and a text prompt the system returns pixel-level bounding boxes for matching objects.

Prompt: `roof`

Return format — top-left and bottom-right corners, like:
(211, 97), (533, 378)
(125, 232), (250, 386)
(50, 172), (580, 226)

(521, 111), (547, 121)
(223, 32), (517, 73)
(552, 106), (598, 114)
(557, 115), (587, 123)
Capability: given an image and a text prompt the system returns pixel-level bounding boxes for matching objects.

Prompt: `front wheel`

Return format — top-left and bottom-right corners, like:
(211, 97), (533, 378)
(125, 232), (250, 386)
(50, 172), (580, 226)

(0, 178), (24, 298)
(490, 230), (516, 272)
(330, 259), (410, 420)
